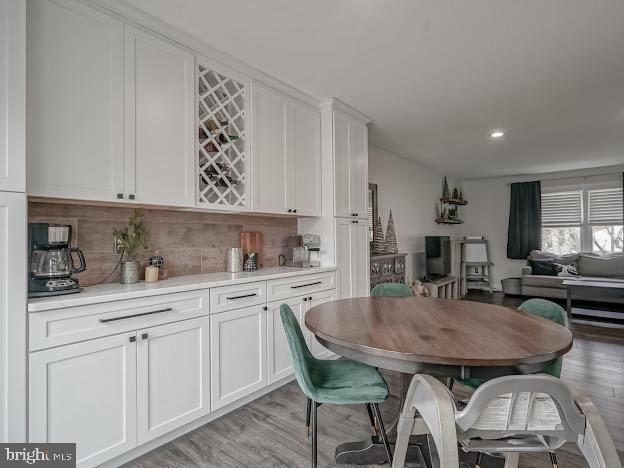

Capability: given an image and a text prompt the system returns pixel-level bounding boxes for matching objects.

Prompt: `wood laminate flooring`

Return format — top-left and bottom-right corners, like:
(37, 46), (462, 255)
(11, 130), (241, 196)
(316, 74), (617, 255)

(124, 292), (624, 468)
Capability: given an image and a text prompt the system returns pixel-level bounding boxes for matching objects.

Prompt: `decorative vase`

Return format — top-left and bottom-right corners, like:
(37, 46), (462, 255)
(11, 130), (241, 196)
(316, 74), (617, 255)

(372, 216), (386, 255)
(227, 247), (244, 273)
(385, 211), (398, 254)
(244, 252), (258, 271)
(120, 260), (140, 284)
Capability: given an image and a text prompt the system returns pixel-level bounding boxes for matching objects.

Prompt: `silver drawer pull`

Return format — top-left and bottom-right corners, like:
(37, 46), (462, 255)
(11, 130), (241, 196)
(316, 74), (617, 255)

(99, 307), (173, 323)
(226, 293), (258, 300)
(291, 281), (323, 289)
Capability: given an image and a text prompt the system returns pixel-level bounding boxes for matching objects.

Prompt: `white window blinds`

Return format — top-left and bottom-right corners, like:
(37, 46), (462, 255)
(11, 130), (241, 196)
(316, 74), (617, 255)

(588, 188), (623, 225)
(542, 191), (583, 227)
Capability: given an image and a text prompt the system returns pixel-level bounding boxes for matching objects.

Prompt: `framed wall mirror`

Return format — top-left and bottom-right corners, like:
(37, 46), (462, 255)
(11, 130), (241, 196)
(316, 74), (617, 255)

(368, 183), (378, 242)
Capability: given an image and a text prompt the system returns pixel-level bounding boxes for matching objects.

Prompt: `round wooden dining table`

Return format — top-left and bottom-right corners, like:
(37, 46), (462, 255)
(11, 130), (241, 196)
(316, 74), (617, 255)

(305, 296), (573, 466)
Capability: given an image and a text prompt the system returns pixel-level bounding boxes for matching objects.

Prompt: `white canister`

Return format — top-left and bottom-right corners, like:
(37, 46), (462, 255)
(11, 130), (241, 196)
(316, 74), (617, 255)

(227, 247), (244, 273)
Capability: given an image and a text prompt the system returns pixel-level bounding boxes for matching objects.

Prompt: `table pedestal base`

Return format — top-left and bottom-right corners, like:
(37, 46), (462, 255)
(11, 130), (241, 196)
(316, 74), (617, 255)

(335, 436), (426, 466)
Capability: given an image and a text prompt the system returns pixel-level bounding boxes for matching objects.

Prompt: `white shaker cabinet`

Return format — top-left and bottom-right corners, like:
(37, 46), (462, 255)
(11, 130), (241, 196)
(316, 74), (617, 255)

(333, 112), (368, 219)
(124, 26), (195, 206)
(267, 297), (306, 383)
(26, 0), (124, 201)
(210, 305), (267, 410)
(137, 317), (210, 444)
(0, 0), (25, 192)
(307, 289), (336, 359)
(251, 83), (290, 214)
(29, 333), (138, 468)
(335, 218), (369, 299)
(252, 83), (321, 216)
(291, 100), (322, 216)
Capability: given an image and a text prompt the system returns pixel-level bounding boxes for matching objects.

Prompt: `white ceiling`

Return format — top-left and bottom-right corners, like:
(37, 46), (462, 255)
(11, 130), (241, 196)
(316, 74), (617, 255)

(124, 0), (624, 180)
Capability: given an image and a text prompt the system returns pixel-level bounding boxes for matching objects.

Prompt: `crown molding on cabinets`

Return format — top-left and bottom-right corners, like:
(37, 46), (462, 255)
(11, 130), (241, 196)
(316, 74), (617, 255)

(86, 0), (320, 109)
(320, 98), (371, 126)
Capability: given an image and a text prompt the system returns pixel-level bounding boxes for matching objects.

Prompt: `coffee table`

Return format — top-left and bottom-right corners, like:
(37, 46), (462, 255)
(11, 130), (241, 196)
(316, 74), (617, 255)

(563, 278), (624, 319)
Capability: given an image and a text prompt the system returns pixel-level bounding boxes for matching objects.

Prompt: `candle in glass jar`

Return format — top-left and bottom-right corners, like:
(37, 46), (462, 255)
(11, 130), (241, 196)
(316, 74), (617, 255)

(145, 266), (159, 283)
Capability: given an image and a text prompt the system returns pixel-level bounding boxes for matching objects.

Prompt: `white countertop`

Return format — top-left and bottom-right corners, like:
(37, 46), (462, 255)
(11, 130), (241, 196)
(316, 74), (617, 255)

(28, 266), (336, 312)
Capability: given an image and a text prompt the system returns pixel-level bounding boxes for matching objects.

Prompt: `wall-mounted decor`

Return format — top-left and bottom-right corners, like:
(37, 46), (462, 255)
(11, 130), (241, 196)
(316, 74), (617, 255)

(436, 176), (467, 224)
(385, 211), (398, 253)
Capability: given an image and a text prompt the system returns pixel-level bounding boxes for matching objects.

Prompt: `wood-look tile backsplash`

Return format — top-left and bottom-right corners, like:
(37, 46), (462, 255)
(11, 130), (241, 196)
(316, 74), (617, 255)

(28, 202), (298, 285)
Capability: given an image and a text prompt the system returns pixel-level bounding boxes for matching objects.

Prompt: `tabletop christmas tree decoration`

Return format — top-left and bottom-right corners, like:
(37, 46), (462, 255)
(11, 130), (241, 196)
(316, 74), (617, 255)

(385, 211), (398, 254)
(372, 216), (386, 254)
(442, 177), (450, 200)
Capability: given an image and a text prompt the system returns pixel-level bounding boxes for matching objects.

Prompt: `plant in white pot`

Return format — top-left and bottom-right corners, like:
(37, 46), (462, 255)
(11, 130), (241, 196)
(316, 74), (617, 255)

(113, 210), (150, 284)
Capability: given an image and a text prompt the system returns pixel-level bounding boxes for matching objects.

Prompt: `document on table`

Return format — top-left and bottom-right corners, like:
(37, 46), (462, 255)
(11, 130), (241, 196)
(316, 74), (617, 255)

(472, 392), (562, 431)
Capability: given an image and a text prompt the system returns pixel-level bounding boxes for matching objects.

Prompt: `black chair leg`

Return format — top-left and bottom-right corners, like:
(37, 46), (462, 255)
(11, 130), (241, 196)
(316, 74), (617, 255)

(305, 397), (311, 437)
(549, 452), (558, 468)
(372, 403), (392, 465)
(447, 377), (455, 392)
(475, 452), (483, 468)
(311, 401), (318, 468)
(365, 403), (378, 435)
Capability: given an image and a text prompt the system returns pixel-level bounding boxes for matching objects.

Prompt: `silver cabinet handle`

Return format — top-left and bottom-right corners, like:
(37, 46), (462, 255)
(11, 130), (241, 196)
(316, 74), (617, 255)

(291, 281), (323, 289)
(226, 293), (258, 300)
(99, 307), (173, 323)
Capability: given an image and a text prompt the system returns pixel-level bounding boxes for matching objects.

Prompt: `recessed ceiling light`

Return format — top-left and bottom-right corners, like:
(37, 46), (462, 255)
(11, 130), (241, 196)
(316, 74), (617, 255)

(490, 130), (504, 139)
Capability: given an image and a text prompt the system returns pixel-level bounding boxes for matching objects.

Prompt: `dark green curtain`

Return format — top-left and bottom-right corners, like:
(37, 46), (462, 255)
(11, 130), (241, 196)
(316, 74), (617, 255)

(507, 181), (542, 259)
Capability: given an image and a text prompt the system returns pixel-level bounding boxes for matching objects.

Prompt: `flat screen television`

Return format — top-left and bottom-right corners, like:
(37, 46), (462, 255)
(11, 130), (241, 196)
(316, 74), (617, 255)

(424, 236), (451, 280)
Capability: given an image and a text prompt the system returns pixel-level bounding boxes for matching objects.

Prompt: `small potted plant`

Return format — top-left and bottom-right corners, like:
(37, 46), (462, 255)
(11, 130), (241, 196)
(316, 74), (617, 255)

(113, 209), (150, 284)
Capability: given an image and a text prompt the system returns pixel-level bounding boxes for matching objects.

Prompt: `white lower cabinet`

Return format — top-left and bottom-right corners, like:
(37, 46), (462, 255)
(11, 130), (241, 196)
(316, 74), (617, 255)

(307, 289), (336, 359)
(29, 333), (138, 468)
(336, 218), (370, 299)
(210, 304), (267, 410)
(267, 297), (306, 383)
(137, 317), (210, 444)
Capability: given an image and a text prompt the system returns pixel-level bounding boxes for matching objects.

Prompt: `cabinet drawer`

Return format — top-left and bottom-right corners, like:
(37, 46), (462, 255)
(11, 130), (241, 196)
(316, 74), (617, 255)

(267, 271), (336, 302)
(30, 290), (209, 351)
(209, 281), (266, 314)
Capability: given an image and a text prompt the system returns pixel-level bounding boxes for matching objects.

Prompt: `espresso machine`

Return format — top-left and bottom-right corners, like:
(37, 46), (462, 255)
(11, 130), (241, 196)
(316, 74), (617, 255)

(281, 234), (321, 268)
(28, 223), (87, 297)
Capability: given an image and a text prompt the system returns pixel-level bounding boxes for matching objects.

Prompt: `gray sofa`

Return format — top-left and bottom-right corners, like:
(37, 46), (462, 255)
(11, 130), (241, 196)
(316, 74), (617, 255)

(521, 250), (624, 304)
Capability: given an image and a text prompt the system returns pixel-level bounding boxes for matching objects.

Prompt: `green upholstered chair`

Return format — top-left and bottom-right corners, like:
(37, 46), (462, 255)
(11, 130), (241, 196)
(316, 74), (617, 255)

(280, 304), (393, 467)
(455, 298), (569, 391)
(370, 282), (413, 297)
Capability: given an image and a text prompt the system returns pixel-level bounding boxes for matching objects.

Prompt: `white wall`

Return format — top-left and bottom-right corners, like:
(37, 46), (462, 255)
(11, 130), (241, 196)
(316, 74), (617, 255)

(368, 145), (460, 282)
(461, 164), (624, 289)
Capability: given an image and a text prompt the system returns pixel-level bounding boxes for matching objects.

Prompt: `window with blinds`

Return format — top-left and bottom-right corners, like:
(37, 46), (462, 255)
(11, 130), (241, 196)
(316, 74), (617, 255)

(541, 191), (583, 227)
(588, 188), (623, 225)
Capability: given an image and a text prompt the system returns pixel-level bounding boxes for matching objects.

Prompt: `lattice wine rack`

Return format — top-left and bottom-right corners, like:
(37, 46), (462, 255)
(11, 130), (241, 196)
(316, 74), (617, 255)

(197, 64), (248, 209)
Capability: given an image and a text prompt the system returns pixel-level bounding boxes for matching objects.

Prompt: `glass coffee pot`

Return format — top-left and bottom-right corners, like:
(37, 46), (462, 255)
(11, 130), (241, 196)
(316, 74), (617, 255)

(31, 247), (86, 278)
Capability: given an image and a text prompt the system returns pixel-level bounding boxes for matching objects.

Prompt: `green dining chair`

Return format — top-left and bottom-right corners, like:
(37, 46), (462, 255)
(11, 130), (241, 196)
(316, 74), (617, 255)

(280, 304), (393, 467)
(370, 282), (413, 297)
(453, 298), (569, 391)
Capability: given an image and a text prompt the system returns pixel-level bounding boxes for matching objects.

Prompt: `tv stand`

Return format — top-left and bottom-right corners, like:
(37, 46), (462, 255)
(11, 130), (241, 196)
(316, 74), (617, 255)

(421, 275), (460, 299)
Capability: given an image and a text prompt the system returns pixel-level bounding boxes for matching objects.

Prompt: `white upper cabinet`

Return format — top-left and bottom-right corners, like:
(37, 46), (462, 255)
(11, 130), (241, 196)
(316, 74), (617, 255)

(291, 100), (321, 216)
(27, 0), (124, 201)
(252, 83), (321, 216)
(124, 26), (194, 207)
(333, 111), (369, 219)
(251, 82), (290, 214)
(0, 0), (25, 192)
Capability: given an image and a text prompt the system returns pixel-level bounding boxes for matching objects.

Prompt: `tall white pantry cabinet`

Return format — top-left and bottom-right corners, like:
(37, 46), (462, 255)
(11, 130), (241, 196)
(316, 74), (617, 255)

(0, 0), (28, 443)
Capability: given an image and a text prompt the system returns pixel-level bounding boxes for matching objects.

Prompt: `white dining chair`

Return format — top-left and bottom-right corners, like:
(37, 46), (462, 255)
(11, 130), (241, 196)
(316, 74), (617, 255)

(392, 374), (622, 468)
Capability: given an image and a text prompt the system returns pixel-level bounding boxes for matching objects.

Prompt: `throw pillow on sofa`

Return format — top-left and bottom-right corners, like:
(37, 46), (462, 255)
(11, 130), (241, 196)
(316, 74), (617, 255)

(528, 259), (558, 276)
(554, 263), (580, 277)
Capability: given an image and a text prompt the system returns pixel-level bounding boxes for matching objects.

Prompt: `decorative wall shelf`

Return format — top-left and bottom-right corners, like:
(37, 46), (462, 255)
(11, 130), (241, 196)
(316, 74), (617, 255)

(440, 198), (468, 206)
(197, 64), (249, 209)
(435, 219), (463, 225)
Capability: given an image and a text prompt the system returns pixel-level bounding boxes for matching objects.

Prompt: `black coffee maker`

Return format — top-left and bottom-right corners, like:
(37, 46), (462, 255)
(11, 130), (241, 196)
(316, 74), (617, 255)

(28, 223), (87, 297)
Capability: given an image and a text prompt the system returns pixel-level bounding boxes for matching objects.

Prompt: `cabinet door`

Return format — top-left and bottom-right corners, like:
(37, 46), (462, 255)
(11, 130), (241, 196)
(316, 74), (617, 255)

(26, 0), (124, 201)
(0, 192), (26, 442)
(291, 101), (321, 216)
(307, 289), (336, 359)
(124, 26), (195, 207)
(0, 0), (25, 192)
(267, 297), (306, 384)
(137, 316), (210, 444)
(210, 305), (267, 410)
(349, 122), (368, 219)
(251, 83), (290, 215)
(333, 113), (351, 218)
(29, 333), (137, 467)
(335, 219), (369, 299)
